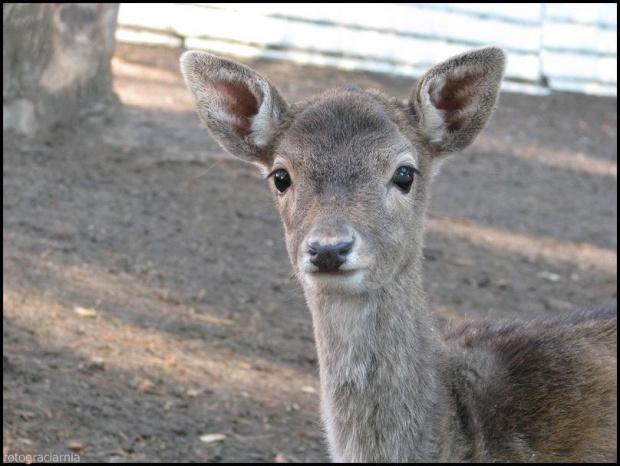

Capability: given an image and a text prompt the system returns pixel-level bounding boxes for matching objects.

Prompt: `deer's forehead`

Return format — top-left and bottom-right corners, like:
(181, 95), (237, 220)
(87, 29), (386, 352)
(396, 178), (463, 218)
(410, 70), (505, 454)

(276, 91), (413, 173)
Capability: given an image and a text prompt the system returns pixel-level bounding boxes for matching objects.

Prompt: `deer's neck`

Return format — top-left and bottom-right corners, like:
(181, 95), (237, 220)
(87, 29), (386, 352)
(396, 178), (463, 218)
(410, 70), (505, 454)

(305, 267), (449, 462)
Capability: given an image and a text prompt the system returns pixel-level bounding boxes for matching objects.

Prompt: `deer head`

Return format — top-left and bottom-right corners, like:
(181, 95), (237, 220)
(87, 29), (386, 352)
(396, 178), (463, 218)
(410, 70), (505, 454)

(181, 47), (506, 296)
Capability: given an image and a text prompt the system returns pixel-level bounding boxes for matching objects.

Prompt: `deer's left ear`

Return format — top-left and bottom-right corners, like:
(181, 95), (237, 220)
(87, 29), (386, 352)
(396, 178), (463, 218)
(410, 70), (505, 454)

(410, 46), (506, 157)
(180, 51), (288, 167)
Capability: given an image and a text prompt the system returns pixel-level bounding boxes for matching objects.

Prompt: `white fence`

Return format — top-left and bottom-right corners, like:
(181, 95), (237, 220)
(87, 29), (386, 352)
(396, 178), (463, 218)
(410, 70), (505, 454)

(116, 3), (617, 96)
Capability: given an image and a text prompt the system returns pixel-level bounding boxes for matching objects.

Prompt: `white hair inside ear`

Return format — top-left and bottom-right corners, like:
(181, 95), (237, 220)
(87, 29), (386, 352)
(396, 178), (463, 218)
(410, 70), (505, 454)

(180, 50), (288, 166)
(411, 46), (506, 158)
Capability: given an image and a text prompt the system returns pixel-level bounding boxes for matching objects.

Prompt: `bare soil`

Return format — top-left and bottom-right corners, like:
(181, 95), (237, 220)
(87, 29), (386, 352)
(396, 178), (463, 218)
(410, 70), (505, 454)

(3, 43), (617, 463)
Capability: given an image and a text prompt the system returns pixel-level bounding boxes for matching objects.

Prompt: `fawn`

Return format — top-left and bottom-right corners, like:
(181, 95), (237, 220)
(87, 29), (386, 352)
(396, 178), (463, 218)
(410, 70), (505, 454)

(181, 46), (617, 462)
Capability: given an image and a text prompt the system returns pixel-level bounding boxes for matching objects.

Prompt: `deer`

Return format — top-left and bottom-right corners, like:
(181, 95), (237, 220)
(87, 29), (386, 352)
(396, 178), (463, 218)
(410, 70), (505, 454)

(180, 46), (617, 462)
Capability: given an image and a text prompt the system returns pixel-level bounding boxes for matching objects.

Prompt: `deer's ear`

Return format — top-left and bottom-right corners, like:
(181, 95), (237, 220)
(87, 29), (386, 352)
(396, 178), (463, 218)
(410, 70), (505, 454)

(410, 46), (506, 157)
(180, 51), (288, 167)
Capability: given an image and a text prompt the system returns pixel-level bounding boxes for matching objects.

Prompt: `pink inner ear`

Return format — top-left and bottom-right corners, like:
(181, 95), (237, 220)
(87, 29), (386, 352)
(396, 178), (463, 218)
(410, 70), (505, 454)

(431, 72), (483, 132)
(214, 80), (260, 136)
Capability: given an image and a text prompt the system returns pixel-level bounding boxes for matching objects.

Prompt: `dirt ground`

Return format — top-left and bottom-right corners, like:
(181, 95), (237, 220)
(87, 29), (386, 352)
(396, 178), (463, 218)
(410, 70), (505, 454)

(3, 43), (617, 463)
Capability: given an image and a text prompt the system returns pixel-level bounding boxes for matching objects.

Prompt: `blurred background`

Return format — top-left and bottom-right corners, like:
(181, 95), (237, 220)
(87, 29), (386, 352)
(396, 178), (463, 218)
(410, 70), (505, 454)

(3, 3), (617, 463)
(117, 3), (617, 96)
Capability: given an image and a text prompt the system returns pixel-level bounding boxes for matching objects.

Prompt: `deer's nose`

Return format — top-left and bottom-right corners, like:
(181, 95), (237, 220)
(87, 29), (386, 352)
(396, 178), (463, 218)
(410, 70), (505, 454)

(307, 239), (354, 272)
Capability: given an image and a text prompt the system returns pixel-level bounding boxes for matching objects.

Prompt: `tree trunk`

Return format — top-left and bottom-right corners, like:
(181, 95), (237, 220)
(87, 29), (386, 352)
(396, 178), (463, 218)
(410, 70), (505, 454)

(3, 3), (120, 136)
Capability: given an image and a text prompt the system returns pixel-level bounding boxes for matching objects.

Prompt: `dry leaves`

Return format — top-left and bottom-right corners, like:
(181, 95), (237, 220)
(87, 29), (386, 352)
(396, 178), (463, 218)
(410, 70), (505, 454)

(74, 307), (97, 318)
(66, 441), (88, 451)
(199, 433), (227, 444)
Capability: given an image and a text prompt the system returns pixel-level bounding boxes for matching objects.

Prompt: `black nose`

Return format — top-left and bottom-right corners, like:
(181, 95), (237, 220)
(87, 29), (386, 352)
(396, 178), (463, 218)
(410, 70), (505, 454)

(308, 240), (354, 272)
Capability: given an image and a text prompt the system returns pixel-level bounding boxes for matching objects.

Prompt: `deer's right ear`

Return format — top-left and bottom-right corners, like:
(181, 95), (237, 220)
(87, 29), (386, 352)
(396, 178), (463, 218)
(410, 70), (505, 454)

(180, 51), (288, 167)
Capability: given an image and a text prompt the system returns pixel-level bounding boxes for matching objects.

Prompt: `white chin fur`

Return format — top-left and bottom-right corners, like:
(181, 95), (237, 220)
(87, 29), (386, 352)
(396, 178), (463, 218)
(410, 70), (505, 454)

(300, 270), (368, 295)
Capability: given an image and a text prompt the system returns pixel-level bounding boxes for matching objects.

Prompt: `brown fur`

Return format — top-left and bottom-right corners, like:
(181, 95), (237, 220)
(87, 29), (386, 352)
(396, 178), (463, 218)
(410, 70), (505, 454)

(445, 307), (617, 462)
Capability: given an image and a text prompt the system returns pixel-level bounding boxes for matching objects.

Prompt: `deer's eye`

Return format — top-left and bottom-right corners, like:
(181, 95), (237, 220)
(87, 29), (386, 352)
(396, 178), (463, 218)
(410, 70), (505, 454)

(392, 166), (417, 193)
(272, 169), (291, 193)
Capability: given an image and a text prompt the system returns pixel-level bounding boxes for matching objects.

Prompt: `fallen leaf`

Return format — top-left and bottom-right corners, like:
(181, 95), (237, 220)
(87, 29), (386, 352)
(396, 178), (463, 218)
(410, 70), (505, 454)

(74, 307), (97, 318)
(199, 433), (226, 444)
(67, 442), (88, 451)
(88, 357), (106, 371)
(301, 386), (317, 394)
